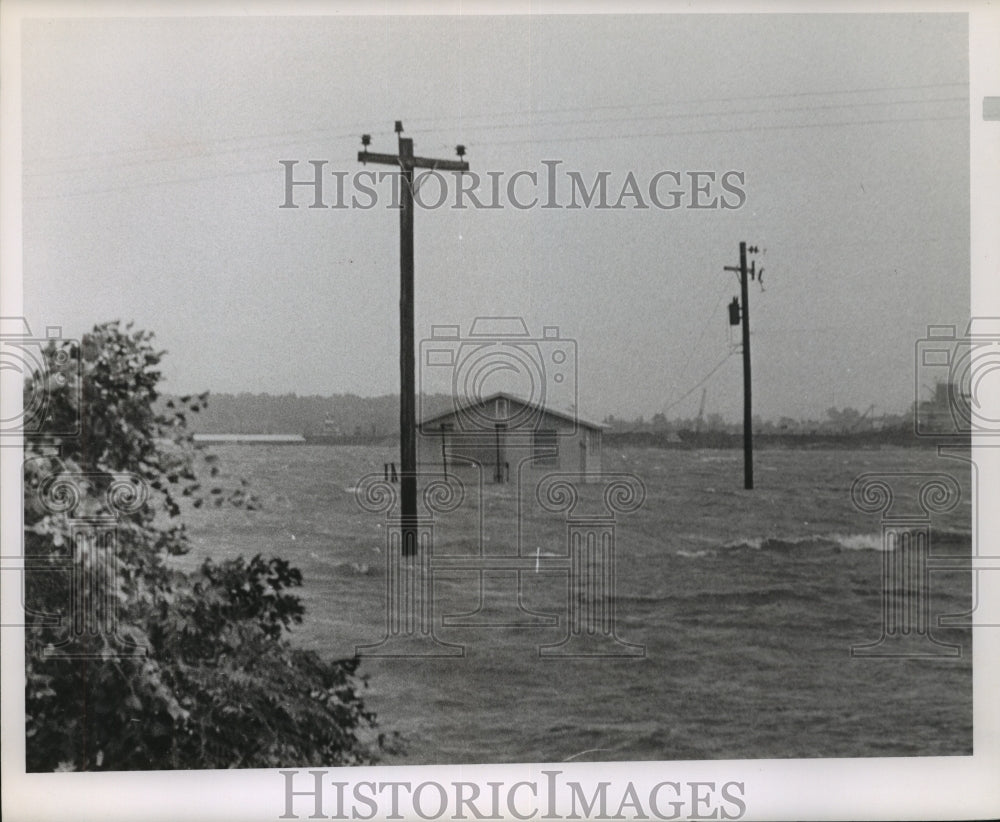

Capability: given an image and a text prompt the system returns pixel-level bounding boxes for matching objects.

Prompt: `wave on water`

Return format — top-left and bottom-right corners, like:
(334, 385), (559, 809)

(331, 561), (377, 575)
(306, 552), (378, 575)
(717, 529), (971, 553)
(725, 533), (884, 552)
(720, 533), (884, 552)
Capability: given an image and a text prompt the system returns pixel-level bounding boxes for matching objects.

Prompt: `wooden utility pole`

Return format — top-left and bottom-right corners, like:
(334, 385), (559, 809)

(358, 122), (469, 554)
(494, 423), (504, 484)
(724, 241), (762, 490)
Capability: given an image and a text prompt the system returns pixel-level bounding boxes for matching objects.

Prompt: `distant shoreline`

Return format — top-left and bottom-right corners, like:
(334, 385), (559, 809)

(184, 431), (966, 450)
(604, 430), (965, 450)
(192, 433), (306, 444)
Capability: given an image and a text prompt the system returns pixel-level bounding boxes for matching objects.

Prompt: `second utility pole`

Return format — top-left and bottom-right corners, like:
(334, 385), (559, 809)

(724, 241), (761, 490)
(359, 122), (469, 554)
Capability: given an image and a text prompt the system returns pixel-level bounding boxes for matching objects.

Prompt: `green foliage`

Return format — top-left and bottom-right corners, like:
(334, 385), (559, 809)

(23, 321), (386, 771)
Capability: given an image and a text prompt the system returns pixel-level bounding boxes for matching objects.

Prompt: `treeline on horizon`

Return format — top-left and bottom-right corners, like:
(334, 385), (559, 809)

(158, 392), (919, 439)
(157, 392), (456, 437)
(606, 405), (914, 436)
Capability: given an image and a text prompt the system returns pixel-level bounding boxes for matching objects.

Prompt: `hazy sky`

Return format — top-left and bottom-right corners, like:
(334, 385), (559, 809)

(21, 12), (969, 422)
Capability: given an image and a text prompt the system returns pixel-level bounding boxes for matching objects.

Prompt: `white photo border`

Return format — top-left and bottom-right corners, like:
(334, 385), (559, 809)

(2, 2), (998, 820)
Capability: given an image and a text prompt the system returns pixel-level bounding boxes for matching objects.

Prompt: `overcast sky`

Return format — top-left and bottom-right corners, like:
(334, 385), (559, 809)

(21, 12), (969, 422)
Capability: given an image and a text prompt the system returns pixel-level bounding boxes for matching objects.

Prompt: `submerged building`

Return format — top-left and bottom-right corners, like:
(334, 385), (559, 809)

(417, 391), (605, 480)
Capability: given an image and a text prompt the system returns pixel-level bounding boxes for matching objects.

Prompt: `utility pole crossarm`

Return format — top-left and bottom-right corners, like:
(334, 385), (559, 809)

(358, 151), (470, 172)
(357, 151), (406, 166)
(410, 156), (469, 172)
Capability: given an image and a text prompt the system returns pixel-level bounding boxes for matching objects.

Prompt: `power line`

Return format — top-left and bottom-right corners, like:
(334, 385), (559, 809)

(25, 81), (966, 171)
(670, 281), (730, 399)
(24, 129), (387, 178)
(663, 352), (735, 414)
(406, 96), (965, 138)
(24, 164), (275, 202)
(25, 110), (966, 202)
(479, 113), (966, 149)
(399, 80), (967, 126)
(29, 93), (963, 179)
(23, 126), (401, 170)
(27, 93), (965, 181)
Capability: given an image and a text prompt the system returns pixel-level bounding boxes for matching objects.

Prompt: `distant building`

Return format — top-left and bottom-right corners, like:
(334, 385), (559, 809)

(418, 391), (605, 479)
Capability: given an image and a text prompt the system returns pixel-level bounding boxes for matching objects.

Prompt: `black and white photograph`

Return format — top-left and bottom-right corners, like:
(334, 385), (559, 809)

(2, 2), (999, 820)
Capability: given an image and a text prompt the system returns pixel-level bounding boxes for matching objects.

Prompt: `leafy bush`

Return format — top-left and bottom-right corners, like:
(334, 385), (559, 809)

(23, 321), (386, 770)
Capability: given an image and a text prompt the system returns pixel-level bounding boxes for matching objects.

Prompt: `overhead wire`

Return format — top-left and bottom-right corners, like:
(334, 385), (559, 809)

(397, 80), (968, 125)
(404, 95), (965, 138)
(24, 80), (967, 175)
(24, 108), (966, 202)
(662, 352), (736, 415)
(477, 113), (965, 149)
(673, 283), (730, 389)
(660, 278), (733, 417)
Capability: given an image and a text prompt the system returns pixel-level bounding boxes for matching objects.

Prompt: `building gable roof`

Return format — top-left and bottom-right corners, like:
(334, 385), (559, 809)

(419, 390), (607, 431)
